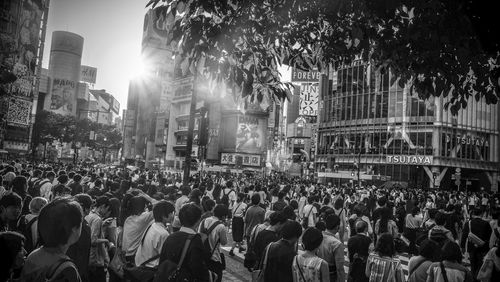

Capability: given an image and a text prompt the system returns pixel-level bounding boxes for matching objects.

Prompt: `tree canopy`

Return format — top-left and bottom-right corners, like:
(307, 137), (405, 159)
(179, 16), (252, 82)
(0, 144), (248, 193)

(147, 0), (499, 113)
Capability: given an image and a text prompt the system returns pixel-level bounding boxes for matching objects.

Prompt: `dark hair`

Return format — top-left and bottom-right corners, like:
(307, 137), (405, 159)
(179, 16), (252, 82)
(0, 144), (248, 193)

(377, 197), (387, 207)
(281, 220), (302, 240)
(237, 192), (245, 203)
(74, 193), (93, 211)
(0, 231), (25, 281)
(428, 208), (437, 219)
(435, 211), (446, 225)
(419, 239), (439, 260)
(283, 205), (296, 220)
(315, 221), (326, 231)
(201, 198), (216, 213)
(375, 233), (396, 257)
(471, 207), (483, 216)
(269, 211), (287, 226)
(95, 196), (110, 208)
(46, 171), (56, 179)
(411, 206), (420, 216)
(355, 219), (368, 233)
(213, 204), (229, 219)
(334, 198), (344, 210)
(128, 196), (147, 216)
(73, 174), (82, 182)
(251, 194), (260, 205)
(441, 241), (462, 263)
(302, 227), (323, 251)
(11, 176), (27, 198)
(153, 201), (175, 222)
(290, 199), (299, 210)
(325, 213), (340, 230)
(0, 192), (22, 208)
(57, 174), (69, 184)
(307, 196), (314, 204)
(378, 208), (391, 234)
(179, 203), (202, 227)
(108, 198), (120, 218)
(38, 198), (83, 248)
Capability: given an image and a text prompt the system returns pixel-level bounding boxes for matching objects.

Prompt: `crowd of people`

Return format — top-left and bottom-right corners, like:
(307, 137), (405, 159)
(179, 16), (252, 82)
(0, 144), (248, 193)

(1, 159), (500, 282)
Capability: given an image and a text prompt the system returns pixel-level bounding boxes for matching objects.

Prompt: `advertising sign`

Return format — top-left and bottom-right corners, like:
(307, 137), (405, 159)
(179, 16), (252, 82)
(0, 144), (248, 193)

(50, 78), (76, 115)
(6, 98), (32, 126)
(236, 115), (266, 154)
(221, 153), (261, 167)
(299, 83), (319, 116)
(386, 155), (433, 165)
(291, 68), (321, 82)
(80, 65), (97, 84)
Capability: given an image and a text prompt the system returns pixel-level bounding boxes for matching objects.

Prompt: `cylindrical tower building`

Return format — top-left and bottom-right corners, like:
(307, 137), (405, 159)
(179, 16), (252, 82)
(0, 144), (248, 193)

(44, 31), (84, 116)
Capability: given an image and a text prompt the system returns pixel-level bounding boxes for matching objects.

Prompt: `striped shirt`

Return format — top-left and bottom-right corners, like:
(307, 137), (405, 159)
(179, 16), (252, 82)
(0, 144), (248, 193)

(366, 253), (405, 282)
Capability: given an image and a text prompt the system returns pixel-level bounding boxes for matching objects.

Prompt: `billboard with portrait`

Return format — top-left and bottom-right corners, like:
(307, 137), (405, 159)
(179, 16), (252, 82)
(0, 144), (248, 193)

(50, 78), (76, 115)
(236, 115), (267, 154)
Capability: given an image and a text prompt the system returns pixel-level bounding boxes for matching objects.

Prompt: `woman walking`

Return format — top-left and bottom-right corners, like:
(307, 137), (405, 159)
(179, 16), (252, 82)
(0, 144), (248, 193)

(229, 192), (247, 256)
(365, 233), (405, 282)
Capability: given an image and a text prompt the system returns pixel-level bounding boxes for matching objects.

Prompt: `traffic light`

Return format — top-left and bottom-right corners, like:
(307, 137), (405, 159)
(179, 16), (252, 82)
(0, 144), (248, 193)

(198, 106), (209, 146)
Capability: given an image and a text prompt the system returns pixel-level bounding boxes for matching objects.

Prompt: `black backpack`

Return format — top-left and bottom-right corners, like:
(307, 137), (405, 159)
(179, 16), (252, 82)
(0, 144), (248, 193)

(220, 189), (234, 208)
(17, 215), (39, 254)
(28, 179), (48, 198)
(154, 234), (194, 282)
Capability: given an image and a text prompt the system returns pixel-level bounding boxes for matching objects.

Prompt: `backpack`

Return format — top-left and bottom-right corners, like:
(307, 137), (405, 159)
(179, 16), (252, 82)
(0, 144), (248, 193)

(29, 179), (48, 198)
(428, 228), (452, 258)
(220, 189), (234, 208)
(18, 215), (39, 254)
(28, 258), (76, 282)
(199, 220), (224, 256)
(154, 234), (194, 282)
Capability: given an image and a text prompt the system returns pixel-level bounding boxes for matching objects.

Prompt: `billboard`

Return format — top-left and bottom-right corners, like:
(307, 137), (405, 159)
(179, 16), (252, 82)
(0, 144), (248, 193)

(220, 153), (261, 167)
(299, 83), (319, 116)
(50, 78), (76, 115)
(291, 68), (321, 82)
(236, 115), (267, 154)
(6, 97), (32, 126)
(80, 65), (97, 84)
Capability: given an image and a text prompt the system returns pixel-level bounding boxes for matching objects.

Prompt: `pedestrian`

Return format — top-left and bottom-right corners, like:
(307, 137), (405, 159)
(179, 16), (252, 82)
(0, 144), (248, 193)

(135, 200), (174, 268)
(21, 198), (83, 281)
(408, 239), (439, 282)
(317, 213), (346, 282)
(158, 203), (210, 281)
(67, 193), (92, 282)
(0, 192), (22, 232)
(16, 196), (47, 254)
(244, 193), (265, 240)
(253, 211), (288, 267)
(263, 220), (303, 282)
(477, 246), (500, 282)
(229, 192), (247, 256)
(86, 196), (111, 282)
(292, 227), (330, 282)
(426, 241), (473, 282)
(347, 220), (372, 282)
(405, 206), (423, 255)
(365, 233), (405, 282)
(461, 207), (492, 279)
(0, 231), (27, 282)
(302, 196), (318, 228)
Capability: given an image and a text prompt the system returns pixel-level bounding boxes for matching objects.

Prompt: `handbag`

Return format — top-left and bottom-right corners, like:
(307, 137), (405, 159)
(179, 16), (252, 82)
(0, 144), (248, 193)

(123, 224), (158, 282)
(109, 227), (125, 277)
(251, 243), (272, 282)
(468, 221), (486, 247)
(301, 206), (314, 229)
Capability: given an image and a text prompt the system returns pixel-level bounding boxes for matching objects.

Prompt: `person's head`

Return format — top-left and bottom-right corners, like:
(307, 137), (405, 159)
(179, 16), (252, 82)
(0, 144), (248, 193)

(419, 239), (439, 261)
(73, 174), (82, 183)
(237, 192), (245, 203)
(283, 205), (296, 220)
(251, 193), (260, 205)
(201, 198), (216, 213)
(428, 208), (437, 220)
(74, 193), (93, 216)
(128, 196), (148, 216)
(10, 176), (27, 198)
(178, 203), (202, 228)
(471, 207), (483, 216)
(32, 169), (42, 178)
(213, 204), (229, 220)
(46, 171), (56, 181)
(108, 198), (120, 218)
(355, 219), (368, 234)
(38, 198), (83, 248)
(435, 211), (446, 226)
(375, 233), (396, 257)
(181, 186), (191, 196)
(0, 192), (23, 221)
(307, 196), (314, 204)
(28, 197), (48, 215)
(95, 196), (111, 218)
(281, 220), (302, 244)
(0, 231), (26, 280)
(333, 198), (344, 210)
(441, 241), (462, 263)
(57, 174), (69, 185)
(153, 200), (175, 225)
(269, 210), (287, 228)
(325, 213), (340, 233)
(411, 206), (420, 216)
(301, 227), (323, 252)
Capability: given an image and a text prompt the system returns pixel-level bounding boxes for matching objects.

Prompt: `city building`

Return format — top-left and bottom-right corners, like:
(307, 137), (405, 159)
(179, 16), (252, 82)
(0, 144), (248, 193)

(316, 62), (499, 191)
(0, 0), (50, 156)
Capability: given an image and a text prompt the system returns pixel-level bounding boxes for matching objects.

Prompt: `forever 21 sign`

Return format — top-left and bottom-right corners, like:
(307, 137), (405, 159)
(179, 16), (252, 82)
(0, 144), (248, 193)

(386, 155), (433, 165)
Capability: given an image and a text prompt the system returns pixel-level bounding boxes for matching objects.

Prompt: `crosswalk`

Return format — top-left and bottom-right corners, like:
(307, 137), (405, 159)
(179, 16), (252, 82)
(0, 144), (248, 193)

(220, 246), (471, 281)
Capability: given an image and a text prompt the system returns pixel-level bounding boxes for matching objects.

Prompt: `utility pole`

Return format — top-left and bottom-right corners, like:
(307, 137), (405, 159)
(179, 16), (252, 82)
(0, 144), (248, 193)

(183, 72), (198, 185)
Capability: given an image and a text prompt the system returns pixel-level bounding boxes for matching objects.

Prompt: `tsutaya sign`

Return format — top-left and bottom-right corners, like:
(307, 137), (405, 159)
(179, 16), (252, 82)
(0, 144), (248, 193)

(386, 155), (433, 165)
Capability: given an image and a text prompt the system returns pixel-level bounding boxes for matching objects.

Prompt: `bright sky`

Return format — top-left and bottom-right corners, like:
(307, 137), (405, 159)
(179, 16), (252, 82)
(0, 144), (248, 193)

(42, 0), (148, 114)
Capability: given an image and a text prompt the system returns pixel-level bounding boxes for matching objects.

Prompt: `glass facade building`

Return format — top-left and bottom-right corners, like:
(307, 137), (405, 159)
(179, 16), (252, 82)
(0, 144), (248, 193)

(316, 62), (499, 191)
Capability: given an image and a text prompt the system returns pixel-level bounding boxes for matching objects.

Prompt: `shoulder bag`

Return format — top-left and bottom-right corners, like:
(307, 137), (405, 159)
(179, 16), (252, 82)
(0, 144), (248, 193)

(109, 227), (125, 277)
(123, 224), (159, 282)
(301, 206), (314, 229)
(251, 243), (272, 282)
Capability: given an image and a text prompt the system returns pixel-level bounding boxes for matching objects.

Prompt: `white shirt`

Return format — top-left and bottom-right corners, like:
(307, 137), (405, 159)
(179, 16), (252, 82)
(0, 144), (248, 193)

(122, 211), (154, 257)
(135, 222), (169, 267)
(302, 204), (318, 227)
(198, 216), (227, 262)
(39, 179), (53, 200)
(232, 202), (247, 218)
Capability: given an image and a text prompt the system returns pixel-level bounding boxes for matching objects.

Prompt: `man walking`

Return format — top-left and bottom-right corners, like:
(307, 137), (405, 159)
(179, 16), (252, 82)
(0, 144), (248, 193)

(318, 214), (346, 282)
(347, 220), (373, 282)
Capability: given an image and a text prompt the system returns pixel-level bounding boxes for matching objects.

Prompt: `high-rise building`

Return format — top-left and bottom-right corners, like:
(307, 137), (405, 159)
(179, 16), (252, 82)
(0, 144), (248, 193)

(0, 0), (50, 156)
(317, 62), (499, 191)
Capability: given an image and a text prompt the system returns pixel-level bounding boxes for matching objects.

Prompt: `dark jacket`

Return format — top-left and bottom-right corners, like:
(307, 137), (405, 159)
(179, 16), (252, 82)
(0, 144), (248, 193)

(67, 220), (91, 282)
(159, 231), (210, 282)
(461, 217), (492, 253)
(253, 229), (280, 267)
(347, 233), (372, 282)
(264, 239), (296, 282)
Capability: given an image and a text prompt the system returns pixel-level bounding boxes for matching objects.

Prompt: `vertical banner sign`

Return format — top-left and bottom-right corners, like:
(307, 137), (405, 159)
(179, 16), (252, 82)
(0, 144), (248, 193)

(80, 65), (97, 84)
(299, 83), (319, 116)
(50, 78), (76, 115)
(236, 115), (266, 154)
